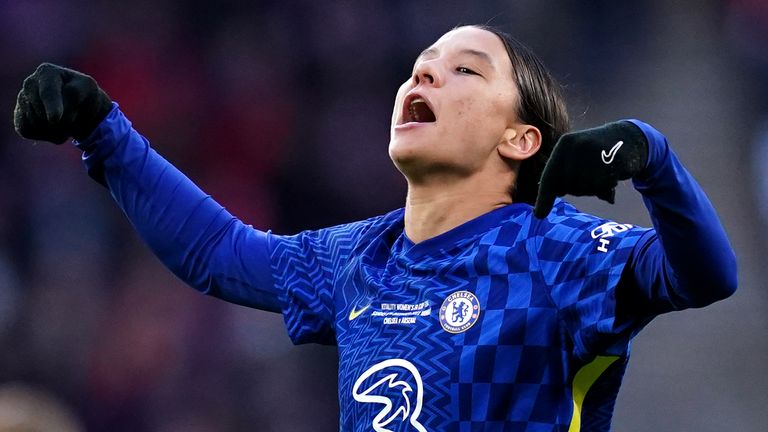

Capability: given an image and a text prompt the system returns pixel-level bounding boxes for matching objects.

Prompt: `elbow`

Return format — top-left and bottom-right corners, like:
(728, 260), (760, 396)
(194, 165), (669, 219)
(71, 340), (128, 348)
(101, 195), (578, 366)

(714, 249), (739, 301)
(681, 252), (738, 308)
(688, 277), (736, 308)
(715, 255), (739, 302)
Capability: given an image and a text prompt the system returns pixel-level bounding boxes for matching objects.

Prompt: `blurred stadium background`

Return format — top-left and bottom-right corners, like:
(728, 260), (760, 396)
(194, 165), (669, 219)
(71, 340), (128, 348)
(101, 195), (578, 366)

(0, 0), (766, 430)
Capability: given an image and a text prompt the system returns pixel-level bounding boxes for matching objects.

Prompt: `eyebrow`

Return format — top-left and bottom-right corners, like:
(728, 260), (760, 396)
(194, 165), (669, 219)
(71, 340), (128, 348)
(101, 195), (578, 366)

(416, 47), (496, 71)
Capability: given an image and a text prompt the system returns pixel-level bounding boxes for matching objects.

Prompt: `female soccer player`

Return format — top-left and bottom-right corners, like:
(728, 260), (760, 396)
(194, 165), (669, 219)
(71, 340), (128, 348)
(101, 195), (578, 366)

(14, 25), (736, 431)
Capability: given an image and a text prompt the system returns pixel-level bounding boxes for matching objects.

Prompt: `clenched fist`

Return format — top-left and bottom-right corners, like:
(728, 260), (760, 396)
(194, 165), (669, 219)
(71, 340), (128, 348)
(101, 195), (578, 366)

(13, 63), (112, 144)
(533, 120), (649, 218)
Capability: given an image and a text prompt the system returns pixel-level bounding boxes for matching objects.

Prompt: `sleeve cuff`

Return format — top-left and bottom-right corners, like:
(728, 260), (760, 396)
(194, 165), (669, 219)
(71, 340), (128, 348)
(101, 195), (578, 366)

(72, 102), (134, 186)
(73, 102), (128, 153)
(74, 101), (131, 160)
(624, 119), (671, 188)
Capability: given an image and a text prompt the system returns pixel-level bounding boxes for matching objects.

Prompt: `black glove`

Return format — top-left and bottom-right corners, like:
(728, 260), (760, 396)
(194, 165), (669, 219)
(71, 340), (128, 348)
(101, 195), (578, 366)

(533, 120), (648, 218)
(13, 63), (112, 144)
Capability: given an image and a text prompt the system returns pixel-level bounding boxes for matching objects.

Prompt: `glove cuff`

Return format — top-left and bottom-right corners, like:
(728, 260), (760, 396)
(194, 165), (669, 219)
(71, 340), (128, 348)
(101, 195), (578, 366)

(72, 88), (113, 142)
(612, 120), (649, 179)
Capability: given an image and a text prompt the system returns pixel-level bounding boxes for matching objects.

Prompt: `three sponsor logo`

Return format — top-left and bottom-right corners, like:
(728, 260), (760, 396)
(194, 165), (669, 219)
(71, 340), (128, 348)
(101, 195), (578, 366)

(353, 359), (427, 432)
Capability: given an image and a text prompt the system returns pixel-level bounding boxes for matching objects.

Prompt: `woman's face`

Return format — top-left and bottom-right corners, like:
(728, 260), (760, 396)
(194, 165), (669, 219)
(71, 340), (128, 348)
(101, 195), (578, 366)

(389, 26), (520, 181)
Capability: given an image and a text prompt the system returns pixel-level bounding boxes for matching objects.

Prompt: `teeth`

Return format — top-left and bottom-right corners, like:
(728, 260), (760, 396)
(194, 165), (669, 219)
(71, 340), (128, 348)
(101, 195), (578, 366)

(407, 96), (425, 123)
(409, 105), (419, 122)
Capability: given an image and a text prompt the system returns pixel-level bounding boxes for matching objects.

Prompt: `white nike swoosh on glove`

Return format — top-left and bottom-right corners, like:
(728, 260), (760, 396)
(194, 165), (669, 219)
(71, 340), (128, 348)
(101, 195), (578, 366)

(601, 141), (624, 164)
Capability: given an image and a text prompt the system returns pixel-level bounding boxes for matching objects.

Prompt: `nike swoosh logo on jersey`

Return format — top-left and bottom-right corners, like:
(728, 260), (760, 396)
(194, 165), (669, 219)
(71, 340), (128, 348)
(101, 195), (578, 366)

(349, 304), (371, 321)
(601, 141), (624, 164)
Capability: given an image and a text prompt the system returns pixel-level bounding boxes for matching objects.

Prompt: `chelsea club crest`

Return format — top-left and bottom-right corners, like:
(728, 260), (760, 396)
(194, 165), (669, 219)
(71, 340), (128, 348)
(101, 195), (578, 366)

(439, 290), (480, 334)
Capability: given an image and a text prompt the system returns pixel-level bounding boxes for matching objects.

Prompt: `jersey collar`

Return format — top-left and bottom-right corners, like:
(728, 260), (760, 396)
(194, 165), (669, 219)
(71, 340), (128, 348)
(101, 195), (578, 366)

(399, 202), (532, 260)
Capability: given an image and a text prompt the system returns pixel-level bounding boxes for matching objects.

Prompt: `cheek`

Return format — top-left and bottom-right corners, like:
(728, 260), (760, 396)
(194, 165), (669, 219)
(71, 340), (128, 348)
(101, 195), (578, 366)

(451, 91), (509, 120)
(444, 97), (511, 156)
(454, 99), (471, 120)
(491, 89), (518, 122)
(448, 97), (502, 134)
(476, 91), (518, 136)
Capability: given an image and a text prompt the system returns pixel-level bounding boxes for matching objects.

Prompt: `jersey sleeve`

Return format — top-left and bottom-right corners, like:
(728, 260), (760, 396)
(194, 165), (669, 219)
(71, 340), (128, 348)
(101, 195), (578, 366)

(79, 103), (388, 347)
(533, 207), (652, 360)
(268, 217), (380, 346)
(533, 121), (737, 361)
(627, 119), (737, 311)
(75, 103), (281, 312)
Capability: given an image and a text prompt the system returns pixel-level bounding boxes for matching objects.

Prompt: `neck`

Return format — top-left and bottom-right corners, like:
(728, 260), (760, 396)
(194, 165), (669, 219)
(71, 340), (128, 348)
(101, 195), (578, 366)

(404, 172), (514, 244)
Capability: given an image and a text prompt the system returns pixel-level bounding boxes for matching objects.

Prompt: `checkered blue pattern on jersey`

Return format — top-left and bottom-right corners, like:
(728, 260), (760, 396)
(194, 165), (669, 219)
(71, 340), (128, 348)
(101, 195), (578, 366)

(269, 200), (651, 431)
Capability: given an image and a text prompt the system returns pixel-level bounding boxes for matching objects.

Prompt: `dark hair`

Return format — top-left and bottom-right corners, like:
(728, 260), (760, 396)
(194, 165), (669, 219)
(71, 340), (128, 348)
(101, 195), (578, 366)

(471, 25), (570, 204)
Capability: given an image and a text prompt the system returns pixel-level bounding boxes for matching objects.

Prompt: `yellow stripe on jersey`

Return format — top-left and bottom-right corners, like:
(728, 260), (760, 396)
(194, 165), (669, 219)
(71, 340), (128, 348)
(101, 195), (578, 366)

(568, 355), (620, 432)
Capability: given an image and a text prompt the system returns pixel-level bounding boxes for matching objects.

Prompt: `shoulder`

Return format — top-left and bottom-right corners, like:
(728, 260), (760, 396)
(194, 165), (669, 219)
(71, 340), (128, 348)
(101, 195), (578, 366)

(272, 208), (404, 249)
(318, 208), (404, 240)
(531, 199), (651, 258)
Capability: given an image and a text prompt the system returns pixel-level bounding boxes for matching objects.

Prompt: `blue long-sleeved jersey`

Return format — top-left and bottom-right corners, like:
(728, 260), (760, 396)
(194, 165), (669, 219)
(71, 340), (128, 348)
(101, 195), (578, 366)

(76, 104), (736, 431)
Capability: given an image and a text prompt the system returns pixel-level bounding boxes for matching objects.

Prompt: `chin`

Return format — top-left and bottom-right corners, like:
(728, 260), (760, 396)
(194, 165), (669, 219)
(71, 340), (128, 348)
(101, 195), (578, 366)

(389, 137), (429, 165)
(389, 150), (419, 176)
(390, 151), (462, 184)
(388, 145), (425, 177)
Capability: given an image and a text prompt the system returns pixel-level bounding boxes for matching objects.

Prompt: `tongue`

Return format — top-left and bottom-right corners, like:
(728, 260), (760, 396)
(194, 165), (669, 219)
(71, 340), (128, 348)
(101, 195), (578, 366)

(413, 102), (436, 123)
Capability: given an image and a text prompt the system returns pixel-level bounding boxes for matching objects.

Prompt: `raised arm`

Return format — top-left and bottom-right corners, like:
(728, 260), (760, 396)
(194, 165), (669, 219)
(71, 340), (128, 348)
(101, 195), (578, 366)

(14, 63), (282, 312)
(534, 118), (737, 315)
(625, 120), (737, 311)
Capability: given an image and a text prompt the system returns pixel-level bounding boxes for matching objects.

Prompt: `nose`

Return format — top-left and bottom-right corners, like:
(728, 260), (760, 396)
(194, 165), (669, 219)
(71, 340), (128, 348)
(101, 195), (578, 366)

(412, 59), (441, 87)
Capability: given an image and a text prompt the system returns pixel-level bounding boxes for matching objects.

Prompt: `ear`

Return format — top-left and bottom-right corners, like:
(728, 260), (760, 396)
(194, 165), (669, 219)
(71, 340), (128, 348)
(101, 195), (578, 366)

(497, 125), (542, 161)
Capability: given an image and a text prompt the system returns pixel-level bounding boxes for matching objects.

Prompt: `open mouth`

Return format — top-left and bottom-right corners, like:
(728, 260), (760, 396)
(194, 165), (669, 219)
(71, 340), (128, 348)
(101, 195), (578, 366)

(401, 93), (436, 124)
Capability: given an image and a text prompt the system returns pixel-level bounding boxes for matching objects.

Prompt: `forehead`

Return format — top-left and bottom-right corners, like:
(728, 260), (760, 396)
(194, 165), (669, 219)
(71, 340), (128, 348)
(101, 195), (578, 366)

(422, 26), (511, 68)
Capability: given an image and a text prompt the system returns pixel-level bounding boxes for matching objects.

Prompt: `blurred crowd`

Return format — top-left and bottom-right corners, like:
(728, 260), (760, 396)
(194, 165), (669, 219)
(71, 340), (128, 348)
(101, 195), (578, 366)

(0, 1), (765, 431)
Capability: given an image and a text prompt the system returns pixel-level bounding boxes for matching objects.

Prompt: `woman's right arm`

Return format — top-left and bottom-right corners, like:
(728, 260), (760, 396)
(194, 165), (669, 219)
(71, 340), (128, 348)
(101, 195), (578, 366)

(14, 63), (363, 335)
(77, 103), (282, 312)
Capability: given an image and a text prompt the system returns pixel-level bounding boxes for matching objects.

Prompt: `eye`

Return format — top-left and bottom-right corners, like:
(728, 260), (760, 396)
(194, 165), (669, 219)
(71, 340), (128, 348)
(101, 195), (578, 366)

(456, 66), (478, 75)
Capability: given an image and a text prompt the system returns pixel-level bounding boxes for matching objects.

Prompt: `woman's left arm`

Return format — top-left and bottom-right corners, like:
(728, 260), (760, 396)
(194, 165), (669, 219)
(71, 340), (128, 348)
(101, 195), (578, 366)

(624, 120), (737, 311)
